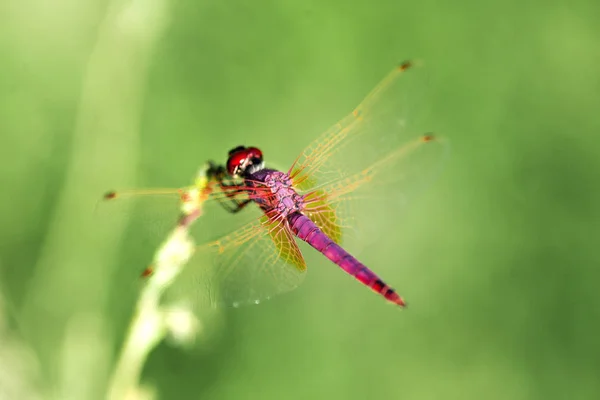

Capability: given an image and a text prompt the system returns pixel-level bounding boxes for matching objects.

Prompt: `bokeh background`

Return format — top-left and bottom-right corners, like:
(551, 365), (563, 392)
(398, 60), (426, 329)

(1, 0), (600, 399)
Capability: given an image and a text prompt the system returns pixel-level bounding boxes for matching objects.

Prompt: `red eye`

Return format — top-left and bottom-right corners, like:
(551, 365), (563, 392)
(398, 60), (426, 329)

(226, 146), (264, 176)
(246, 147), (263, 161)
(226, 151), (247, 175)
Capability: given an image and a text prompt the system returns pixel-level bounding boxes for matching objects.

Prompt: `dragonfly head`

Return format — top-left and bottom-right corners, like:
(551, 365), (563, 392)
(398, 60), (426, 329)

(226, 146), (264, 177)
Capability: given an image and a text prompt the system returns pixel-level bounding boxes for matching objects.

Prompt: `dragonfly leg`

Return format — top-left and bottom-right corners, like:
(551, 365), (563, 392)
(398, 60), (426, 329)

(216, 182), (253, 213)
(207, 162), (254, 214)
(217, 198), (252, 214)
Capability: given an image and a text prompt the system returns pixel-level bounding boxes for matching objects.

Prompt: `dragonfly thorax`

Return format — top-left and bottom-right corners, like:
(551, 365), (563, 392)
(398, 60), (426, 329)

(263, 171), (305, 218)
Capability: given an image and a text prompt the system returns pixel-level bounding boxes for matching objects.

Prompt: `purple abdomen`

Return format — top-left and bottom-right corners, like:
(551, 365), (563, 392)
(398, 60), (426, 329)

(287, 212), (406, 307)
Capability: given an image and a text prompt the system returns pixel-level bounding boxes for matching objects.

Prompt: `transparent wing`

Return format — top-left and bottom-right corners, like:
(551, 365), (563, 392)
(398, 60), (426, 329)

(164, 214), (306, 310)
(94, 167), (271, 278)
(302, 189), (345, 244)
(290, 61), (449, 247)
(94, 191), (189, 280)
(96, 172), (306, 308)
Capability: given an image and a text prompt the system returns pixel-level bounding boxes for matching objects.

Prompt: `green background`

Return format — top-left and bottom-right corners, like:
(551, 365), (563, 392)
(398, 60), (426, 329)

(1, 0), (599, 399)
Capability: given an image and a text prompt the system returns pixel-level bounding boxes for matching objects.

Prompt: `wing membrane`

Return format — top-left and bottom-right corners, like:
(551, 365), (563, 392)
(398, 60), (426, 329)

(164, 215), (306, 309)
(290, 62), (425, 186)
(292, 62), (449, 247)
(302, 189), (344, 244)
(96, 165), (308, 308)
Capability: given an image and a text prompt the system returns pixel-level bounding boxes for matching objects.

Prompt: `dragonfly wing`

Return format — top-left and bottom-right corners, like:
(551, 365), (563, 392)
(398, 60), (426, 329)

(97, 171), (306, 310)
(303, 135), (447, 250)
(290, 61), (446, 190)
(302, 189), (344, 244)
(292, 61), (449, 246)
(164, 214), (306, 309)
(95, 191), (191, 280)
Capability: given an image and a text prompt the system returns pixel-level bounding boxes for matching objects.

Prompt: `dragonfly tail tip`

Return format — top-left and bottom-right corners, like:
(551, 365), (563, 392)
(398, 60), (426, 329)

(392, 297), (407, 308)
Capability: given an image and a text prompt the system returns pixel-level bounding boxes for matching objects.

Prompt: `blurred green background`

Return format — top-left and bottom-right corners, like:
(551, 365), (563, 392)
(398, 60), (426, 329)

(1, 0), (600, 399)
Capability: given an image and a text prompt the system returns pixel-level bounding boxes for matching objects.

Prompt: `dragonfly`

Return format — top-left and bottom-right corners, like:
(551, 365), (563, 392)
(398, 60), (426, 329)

(102, 61), (447, 309)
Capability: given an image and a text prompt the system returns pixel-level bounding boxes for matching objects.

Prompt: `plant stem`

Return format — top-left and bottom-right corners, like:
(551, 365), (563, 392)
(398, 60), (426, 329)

(107, 170), (212, 400)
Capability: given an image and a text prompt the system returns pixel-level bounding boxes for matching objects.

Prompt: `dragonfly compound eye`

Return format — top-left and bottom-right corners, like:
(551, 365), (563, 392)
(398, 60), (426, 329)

(226, 146), (265, 176)
(227, 150), (248, 176)
(246, 147), (263, 162)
